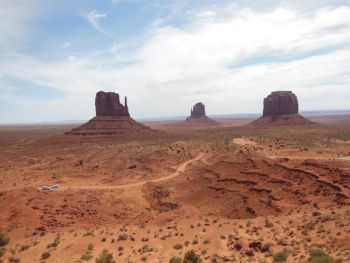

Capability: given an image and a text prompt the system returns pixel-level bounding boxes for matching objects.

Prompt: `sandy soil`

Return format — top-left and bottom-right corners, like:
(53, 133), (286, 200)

(0, 116), (350, 263)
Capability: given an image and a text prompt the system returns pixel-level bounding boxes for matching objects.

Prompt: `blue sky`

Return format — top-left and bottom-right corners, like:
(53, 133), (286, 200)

(0, 0), (350, 123)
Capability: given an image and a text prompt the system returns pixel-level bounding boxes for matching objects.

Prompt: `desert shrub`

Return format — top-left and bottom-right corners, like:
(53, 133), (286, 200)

(83, 230), (94, 237)
(81, 251), (93, 261)
(265, 219), (274, 228)
(0, 232), (9, 247)
(173, 243), (183, 250)
(117, 233), (128, 241)
(170, 257), (182, 263)
(96, 249), (114, 263)
(183, 250), (202, 263)
(47, 235), (60, 248)
(309, 248), (334, 263)
(41, 251), (50, 260)
(19, 244), (30, 252)
(88, 243), (94, 251)
(8, 257), (20, 263)
(273, 250), (289, 262)
(0, 247), (6, 257)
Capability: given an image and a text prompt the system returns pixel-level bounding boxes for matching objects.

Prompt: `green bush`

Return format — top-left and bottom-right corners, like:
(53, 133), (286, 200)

(173, 243), (183, 250)
(81, 251), (93, 261)
(41, 252), (50, 260)
(309, 249), (334, 263)
(170, 257), (182, 263)
(0, 247), (6, 257)
(169, 250), (202, 263)
(0, 232), (9, 247)
(96, 249), (115, 263)
(47, 235), (60, 248)
(183, 250), (202, 263)
(117, 234), (128, 241)
(273, 250), (289, 262)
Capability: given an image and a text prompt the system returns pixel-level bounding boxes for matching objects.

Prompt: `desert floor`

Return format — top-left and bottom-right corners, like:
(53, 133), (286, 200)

(0, 116), (349, 263)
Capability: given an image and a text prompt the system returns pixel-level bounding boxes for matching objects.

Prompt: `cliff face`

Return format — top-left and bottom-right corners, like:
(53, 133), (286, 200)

(263, 91), (298, 116)
(95, 91), (129, 117)
(251, 91), (313, 126)
(181, 102), (220, 127)
(67, 91), (157, 136)
(190, 102), (206, 118)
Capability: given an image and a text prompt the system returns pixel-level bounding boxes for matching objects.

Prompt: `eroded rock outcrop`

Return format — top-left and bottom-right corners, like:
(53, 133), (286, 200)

(67, 91), (156, 136)
(263, 91), (298, 116)
(190, 102), (206, 118)
(252, 91), (313, 126)
(184, 102), (220, 126)
(95, 91), (130, 117)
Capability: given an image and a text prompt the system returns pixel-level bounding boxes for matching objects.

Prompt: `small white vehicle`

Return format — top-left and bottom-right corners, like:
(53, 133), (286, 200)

(42, 185), (51, 190)
(51, 184), (60, 189)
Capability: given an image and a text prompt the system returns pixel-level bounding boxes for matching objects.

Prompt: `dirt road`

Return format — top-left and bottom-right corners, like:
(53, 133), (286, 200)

(55, 153), (206, 191)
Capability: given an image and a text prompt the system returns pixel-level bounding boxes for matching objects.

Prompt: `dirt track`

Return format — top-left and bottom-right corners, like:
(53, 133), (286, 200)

(55, 153), (206, 191)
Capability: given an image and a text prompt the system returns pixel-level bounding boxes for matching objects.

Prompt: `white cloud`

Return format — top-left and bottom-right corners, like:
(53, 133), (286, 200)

(1, 2), (350, 123)
(0, 0), (43, 50)
(82, 10), (112, 36)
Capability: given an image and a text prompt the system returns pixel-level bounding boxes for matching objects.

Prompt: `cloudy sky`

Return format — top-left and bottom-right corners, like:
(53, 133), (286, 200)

(1, 0), (350, 123)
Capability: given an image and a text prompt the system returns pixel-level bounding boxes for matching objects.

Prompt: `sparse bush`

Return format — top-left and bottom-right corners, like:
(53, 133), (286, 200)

(81, 251), (93, 261)
(47, 235), (60, 248)
(273, 250), (288, 262)
(95, 249), (114, 263)
(309, 248), (334, 263)
(8, 257), (20, 263)
(117, 233), (128, 241)
(41, 251), (50, 260)
(88, 243), (94, 251)
(0, 232), (9, 247)
(0, 247), (6, 257)
(83, 230), (94, 237)
(265, 219), (274, 228)
(183, 250), (202, 263)
(19, 244), (30, 252)
(170, 257), (182, 263)
(173, 243), (183, 250)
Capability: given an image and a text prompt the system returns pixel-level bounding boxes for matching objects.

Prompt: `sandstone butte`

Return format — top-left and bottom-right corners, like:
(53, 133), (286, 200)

(252, 91), (313, 125)
(184, 102), (221, 126)
(67, 91), (152, 136)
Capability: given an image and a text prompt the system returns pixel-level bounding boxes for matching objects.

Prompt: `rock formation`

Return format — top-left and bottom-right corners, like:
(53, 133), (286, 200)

(252, 91), (313, 126)
(95, 91), (130, 117)
(190, 102), (206, 118)
(67, 91), (155, 136)
(263, 91), (298, 116)
(182, 102), (220, 126)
